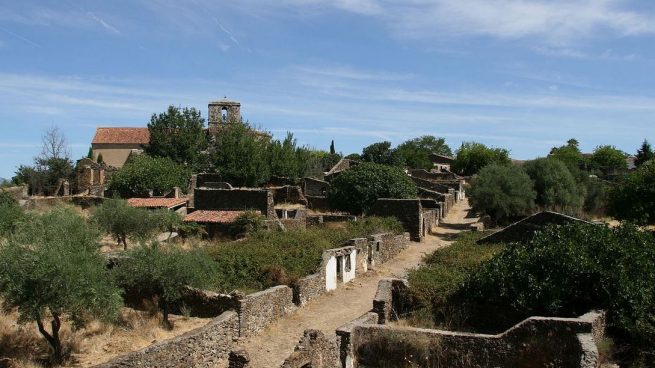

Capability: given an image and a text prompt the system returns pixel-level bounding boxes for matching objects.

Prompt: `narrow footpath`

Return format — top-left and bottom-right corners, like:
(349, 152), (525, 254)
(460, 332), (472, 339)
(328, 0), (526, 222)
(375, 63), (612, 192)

(233, 199), (477, 368)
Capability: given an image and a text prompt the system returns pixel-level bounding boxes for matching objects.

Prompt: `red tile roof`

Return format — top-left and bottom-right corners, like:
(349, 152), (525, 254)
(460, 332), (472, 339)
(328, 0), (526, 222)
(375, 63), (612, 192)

(184, 210), (258, 224)
(127, 198), (188, 209)
(92, 127), (150, 145)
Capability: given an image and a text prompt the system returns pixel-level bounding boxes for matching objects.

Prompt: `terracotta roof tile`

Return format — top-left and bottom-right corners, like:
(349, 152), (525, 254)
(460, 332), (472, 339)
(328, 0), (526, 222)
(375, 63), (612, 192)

(184, 210), (258, 224)
(92, 128), (150, 144)
(127, 198), (188, 209)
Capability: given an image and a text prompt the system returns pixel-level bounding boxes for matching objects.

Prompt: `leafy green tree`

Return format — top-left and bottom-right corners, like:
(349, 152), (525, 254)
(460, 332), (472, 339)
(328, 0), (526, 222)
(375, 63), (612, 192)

(330, 140), (336, 155)
(96, 153), (104, 164)
(468, 164), (536, 222)
(87, 147), (93, 159)
(345, 153), (362, 161)
(0, 191), (24, 237)
(591, 145), (627, 177)
(464, 222), (655, 365)
(608, 161), (655, 225)
(151, 209), (183, 240)
(91, 199), (161, 249)
(113, 245), (217, 329)
(145, 105), (207, 166)
(207, 122), (271, 187)
(108, 154), (191, 197)
(523, 158), (584, 214)
(0, 207), (121, 363)
(635, 139), (654, 168)
(268, 132), (313, 179)
(328, 162), (417, 214)
(229, 211), (264, 238)
(549, 138), (586, 175)
(395, 136), (452, 170)
(452, 142), (511, 176)
(361, 141), (403, 166)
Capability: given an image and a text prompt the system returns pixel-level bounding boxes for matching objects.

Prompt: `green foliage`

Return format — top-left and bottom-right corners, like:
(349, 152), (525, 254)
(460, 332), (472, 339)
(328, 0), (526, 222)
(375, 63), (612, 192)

(108, 154), (191, 197)
(361, 141), (403, 166)
(591, 145), (627, 177)
(91, 199), (162, 248)
(87, 147), (93, 159)
(228, 211), (264, 238)
(464, 223), (655, 364)
(13, 158), (75, 196)
(208, 217), (403, 292)
(268, 132), (316, 179)
(523, 158), (584, 214)
(395, 136), (452, 170)
(328, 162), (417, 215)
(206, 122), (271, 187)
(583, 177), (610, 216)
(145, 105), (207, 166)
(408, 232), (504, 328)
(549, 139), (586, 175)
(608, 161), (655, 225)
(452, 142), (511, 176)
(96, 153), (104, 163)
(468, 164), (536, 222)
(0, 207), (121, 362)
(345, 153), (362, 161)
(113, 245), (217, 328)
(330, 140), (336, 155)
(0, 191), (24, 237)
(635, 140), (653, 168)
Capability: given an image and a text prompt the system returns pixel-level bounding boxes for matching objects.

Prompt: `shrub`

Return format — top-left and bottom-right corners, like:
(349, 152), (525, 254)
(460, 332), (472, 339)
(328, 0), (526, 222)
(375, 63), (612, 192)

(608, 160), (655, 225)
(394, 136), (452, 170)
(328, 162), (417, 215)
(113, 245), (217, 329)
(591, 145), (627, 177)
(468, 164), (536, 223)
(0, 191), (24, 237)
(408, 232), (504, 329)
(229, 211), (264, 238)
(523, 157), (584, 214)
(452, 142), (511, 176)
(108, 154), (191, 198)
(0, 207), (121, 363)
(463, 222), (655, 364)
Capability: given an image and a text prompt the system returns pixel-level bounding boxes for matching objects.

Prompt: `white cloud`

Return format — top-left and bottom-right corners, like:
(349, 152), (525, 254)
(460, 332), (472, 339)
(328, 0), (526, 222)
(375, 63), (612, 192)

(86, 12), (121, 34)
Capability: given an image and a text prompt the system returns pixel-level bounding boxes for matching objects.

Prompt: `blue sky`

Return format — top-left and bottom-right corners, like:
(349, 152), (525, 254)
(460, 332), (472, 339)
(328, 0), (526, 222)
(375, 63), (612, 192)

(1, 0), (655, 178)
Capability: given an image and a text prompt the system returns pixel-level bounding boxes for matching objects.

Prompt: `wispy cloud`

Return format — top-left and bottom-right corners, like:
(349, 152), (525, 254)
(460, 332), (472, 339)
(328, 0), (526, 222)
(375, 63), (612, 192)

(86, 12), (121, 34)
(0, 25), (41, 47)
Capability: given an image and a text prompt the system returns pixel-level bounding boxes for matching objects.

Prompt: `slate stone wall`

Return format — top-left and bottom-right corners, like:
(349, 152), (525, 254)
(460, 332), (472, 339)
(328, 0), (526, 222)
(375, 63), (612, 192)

(194, 188), (276, 218)
(303, 177), (330, 197)
(293, 273), (326, 306)
(237, 285), (296, 337)
(281, 330), (340, 368)
(369, 199), (423, 241)
(94, 311), (239, 368)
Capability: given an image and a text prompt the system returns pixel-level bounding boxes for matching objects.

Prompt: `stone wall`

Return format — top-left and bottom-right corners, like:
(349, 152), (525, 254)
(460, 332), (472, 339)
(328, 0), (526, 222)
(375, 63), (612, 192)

(368, 233), (410, 265)
(306, 195), (330, 212)
(194, 187), (276, 219)
(237, 285), (296, 337)
(293, 272), (326, 306)
(303, 177), (330, 197)
(477, 211), (590, 245)
(409, 169), (460, 181)
(281, 330), (340, 368)
(369, 199), (424, 241)
(351, 311), (605, 368)
(122, 286), (239, 318)
(270, 185), (308, 206)
(372, 278), (413, 324)
(94, 311), (239, 368)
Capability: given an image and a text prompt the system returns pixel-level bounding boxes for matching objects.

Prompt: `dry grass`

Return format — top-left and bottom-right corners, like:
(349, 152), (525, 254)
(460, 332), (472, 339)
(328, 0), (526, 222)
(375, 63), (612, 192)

(0, 306), (209, 367)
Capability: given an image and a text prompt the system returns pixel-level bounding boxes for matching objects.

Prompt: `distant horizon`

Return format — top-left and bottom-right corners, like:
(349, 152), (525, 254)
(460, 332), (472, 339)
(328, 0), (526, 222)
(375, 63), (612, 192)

(1, 1), (654, 178)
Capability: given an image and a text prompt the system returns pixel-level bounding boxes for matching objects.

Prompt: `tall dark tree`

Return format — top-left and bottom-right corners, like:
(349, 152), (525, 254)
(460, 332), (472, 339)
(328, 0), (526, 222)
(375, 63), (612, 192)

(635, 139), (654, 167)
(395, 136), (452, 170)
(329, 140), (336, 155)
(145, 105), (206, 166)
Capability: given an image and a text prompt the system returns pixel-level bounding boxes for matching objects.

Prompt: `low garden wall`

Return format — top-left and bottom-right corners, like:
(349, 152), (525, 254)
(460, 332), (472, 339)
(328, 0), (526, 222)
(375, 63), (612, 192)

(281, 330), (340, 368)
(94, 311), (239, 368)
(237, 285), (296, 338)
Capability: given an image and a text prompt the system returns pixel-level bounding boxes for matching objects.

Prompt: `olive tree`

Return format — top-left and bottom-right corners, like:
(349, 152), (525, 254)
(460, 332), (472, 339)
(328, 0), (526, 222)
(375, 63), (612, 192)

(0, 207), (121, 363)
(523, 158), (584, 214)
(91, 199), (161, 249)
(452, 142), (511, 176)
(0, 191), (24, 237)
(608, 160), (655, 225)
(113, 245), (217, 329)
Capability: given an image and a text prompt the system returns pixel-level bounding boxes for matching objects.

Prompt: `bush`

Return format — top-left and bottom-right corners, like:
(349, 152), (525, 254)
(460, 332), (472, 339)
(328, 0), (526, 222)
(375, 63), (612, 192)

(113, 245), (217, 329)
(523, 158), (584, 214)
(208, 216), (403, 292)
(608, 160), (655, 225)
(408, 232), (504, 329)
(591, 145), (627, 177)
(452, 142), (511, 176)
(0, 207), (121, 363)
(463, 222), (655, 365)
(0, 191), (24, 237)
(394, 136), (452, 170)
(228, 211), (264, 238)
(108, 154), (191, 198)
(468, 164), (536, 223)
(328, 162), (417, 215)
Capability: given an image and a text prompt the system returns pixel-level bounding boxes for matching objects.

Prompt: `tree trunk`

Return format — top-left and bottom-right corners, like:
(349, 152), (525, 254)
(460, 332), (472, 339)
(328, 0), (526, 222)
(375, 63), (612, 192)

(121, 233), (128, 250)
(161, 300), (173, 330)
(36, 312), (63, 364)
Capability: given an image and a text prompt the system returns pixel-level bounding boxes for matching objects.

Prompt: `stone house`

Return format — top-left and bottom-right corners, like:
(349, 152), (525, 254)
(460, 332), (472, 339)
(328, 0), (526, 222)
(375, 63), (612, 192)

(91, 127), (149, 168)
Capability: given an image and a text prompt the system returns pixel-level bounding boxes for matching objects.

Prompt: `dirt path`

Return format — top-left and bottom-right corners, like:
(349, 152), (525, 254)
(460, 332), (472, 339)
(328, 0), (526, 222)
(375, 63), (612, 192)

(234, 199), (477, 368)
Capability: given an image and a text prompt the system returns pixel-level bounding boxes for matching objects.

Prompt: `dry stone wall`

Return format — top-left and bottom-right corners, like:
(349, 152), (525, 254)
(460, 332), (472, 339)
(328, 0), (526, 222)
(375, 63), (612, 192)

(237, 285), (296, 337)
(94, 311), (239, 368)
(281, 330), (340, 368)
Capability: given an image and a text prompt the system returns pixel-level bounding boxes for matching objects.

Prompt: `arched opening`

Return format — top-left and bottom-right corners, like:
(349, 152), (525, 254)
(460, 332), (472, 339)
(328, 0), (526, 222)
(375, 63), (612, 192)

(221, 107), (228, 122)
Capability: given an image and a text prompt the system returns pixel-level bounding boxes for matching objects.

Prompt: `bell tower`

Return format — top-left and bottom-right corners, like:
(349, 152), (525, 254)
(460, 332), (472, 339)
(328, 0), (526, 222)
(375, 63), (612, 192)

(208, 98), (241, 131)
